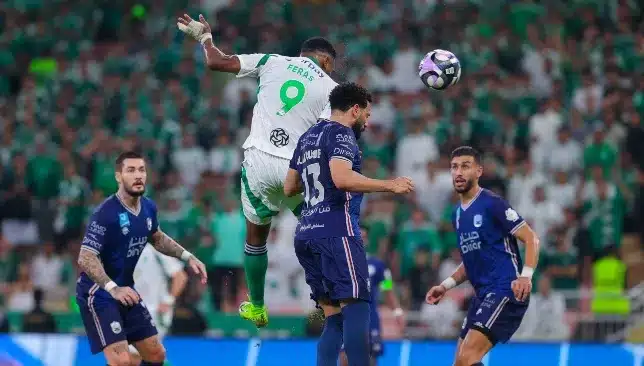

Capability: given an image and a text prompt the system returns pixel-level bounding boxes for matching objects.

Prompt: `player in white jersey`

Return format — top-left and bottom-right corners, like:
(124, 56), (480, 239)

(178, 13), (337, 327)
(128, 245), (188, 366)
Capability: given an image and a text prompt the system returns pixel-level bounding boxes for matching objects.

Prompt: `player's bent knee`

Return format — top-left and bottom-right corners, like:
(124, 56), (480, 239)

(318, 298), (341, 317)
(105, 342), (133, 366)
(143, 345), (166, 363)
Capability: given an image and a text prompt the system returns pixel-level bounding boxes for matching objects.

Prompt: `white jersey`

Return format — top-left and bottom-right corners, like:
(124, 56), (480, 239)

(133, 245), (184, 306)
(236, 53), (337, 159)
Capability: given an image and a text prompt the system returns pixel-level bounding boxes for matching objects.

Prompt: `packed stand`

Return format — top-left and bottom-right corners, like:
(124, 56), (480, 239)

(0, 0), (642, 341)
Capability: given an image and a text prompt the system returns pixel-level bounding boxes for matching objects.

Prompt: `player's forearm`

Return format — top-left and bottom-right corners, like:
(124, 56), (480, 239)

(202, 39), (240, 73)
(384, 290), (402, 312)
(333, 170), (392, 193)
(149, 231), (188, 259)
(284, 169), (304, 197)
(169, 270), (188, 299)
(77, 249), (113, 289)
(441, 263), (468, 290)
(514, 224), (540, 275)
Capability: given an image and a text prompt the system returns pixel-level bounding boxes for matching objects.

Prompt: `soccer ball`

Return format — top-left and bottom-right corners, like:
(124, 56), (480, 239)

(418, 49), (462, 90)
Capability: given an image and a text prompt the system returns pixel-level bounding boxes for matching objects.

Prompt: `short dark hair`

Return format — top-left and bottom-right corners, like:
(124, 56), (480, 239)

(300, 37), (336, 59)
(329, 82), (372, 112)
(115, 151), (145, 171)
(451, 146), (482, 164)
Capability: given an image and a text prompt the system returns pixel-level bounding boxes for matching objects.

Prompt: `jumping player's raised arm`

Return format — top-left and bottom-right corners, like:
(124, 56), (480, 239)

(177, 14), (240, 73)
(178, 13), (275, 77)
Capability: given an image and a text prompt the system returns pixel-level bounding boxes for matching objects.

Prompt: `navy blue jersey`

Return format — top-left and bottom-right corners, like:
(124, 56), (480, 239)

(289, 119), (363, 239)
(367, 256), (391, 330)
(78, 195), (159, 289)
(452, 188), (526, 297)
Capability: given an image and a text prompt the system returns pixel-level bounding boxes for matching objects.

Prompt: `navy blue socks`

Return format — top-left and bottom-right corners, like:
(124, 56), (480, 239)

(317, 313), (343, 366)
(341, 302), (371, 366)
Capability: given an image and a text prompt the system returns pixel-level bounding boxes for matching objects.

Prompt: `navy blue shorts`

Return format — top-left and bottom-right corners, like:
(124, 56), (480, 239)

(76, 283), (158, 354)
(459, 291), (528, 344)
(294, 236), (370, 305)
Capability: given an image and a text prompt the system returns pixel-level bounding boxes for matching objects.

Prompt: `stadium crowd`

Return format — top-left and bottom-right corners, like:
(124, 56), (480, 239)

(0, 0), (642, 341)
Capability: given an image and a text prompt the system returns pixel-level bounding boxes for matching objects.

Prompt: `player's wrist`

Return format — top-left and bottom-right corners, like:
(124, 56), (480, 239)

(520, 266), (534, 279)
(383, 179), (395, 192)
(198, 33), (212, 45)
(440, 277), (457, 291)
(180, 250), (194, 262)
(104, 281), (117, 293)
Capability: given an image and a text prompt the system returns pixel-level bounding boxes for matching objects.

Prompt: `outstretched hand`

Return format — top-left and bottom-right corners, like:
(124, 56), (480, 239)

(187, 256), (208, 284)
(177, 14), (212, 43)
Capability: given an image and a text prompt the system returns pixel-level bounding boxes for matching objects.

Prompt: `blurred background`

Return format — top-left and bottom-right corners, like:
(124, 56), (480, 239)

(0, 0), (643, 365)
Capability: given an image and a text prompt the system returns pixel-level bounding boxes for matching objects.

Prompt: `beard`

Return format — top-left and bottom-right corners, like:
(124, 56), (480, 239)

(453, 178), (474, 193)
(124, 185), (146, 197)
(352, 120), (366, 140)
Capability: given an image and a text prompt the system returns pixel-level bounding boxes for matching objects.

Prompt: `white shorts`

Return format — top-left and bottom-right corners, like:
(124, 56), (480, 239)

(128, 305), (174, 354)
(241, 147), (304, 225)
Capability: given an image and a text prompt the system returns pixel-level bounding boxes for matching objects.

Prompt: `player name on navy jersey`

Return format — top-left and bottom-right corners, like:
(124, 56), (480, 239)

(77, 194), (160, 296)
(452, 188), (526, 297)
(289, 119), (363, 239)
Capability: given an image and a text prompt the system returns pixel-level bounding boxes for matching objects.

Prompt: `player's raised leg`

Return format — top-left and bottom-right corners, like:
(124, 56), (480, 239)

(238, 159), (281, 327)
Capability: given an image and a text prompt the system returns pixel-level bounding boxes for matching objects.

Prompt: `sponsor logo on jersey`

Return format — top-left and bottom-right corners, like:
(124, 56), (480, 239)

(333, 147), (355, 159)
(119, 212), (130, 235)
(473, 214), (483, 228)
(147, 218), (152, 231)
(459, 231), (481, 253)
(300, 204), (330, 217)
(270, 128), (290, 147)
(88, 221), (106, 236)
(335, 133), (354, 144)
(82, 236), (101, 250)
(118, 213), (130, 227)
(127, 236), (147, 258)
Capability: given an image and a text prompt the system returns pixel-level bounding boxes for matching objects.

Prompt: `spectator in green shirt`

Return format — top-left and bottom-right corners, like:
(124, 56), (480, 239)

(543, 228), (580, 291)
(584, 124), (617, 179)
(396, 209), (442, 277)
(210, 199), (246, 311)
(26, 137), (62, 200)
